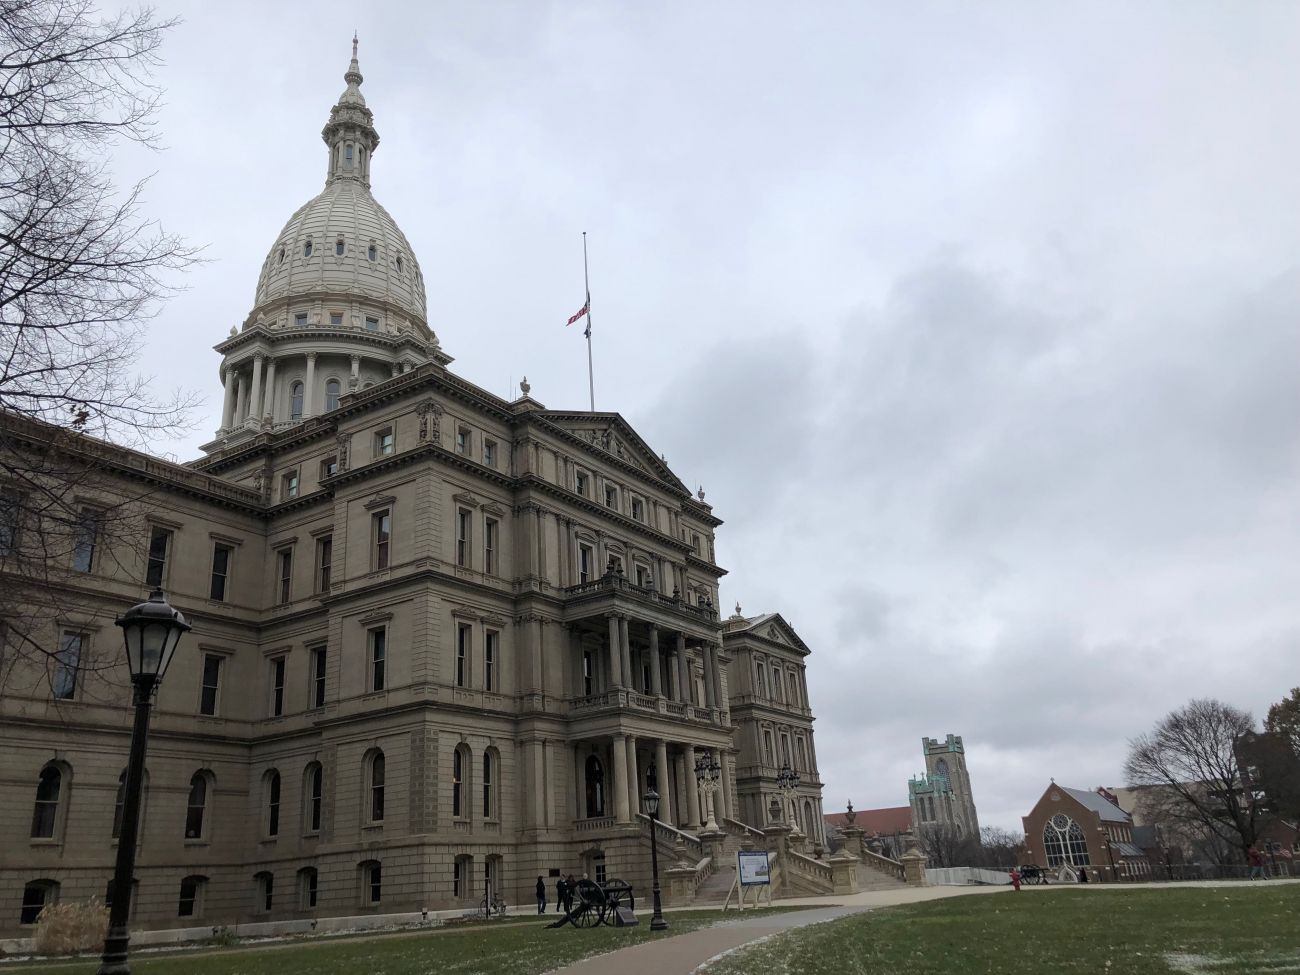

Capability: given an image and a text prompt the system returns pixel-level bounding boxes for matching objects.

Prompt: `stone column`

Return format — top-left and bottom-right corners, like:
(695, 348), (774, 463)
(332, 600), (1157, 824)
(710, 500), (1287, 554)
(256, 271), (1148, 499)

(263, 356), (277, 421)
(626, 735), (639, 819)
(607, 614), (622, 687)
(683, 744), (700, 829)
(220, 368), (235, 429)
(676, 635), (690, 704)
(648, 624), (662, 697)
(249, 353), (264, 420)
(655, 739), (672, 825)
(612, 734), (630, 823)
(619, 616), (632, 691)
(720, 753), (734, 822)
(702, 643), (717, 708)
(574, 744), (585, 819)
(235, 372), (247, 422)
(304, 352), (317, 417)
(709, 645), (725, 710)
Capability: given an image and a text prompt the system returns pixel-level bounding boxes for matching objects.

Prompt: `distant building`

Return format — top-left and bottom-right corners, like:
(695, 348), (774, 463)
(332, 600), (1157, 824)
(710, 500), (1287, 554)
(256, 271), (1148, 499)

(823, 805), (912, 858)
(909, 734), (979, 839)
(1022, 783), (1151, 881)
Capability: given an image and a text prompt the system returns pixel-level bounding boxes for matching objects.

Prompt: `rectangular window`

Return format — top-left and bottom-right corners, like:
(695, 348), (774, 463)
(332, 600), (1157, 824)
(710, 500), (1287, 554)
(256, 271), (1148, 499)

(329, 311), (343, 326)
(71, 509), (99, 572)
(575, 472), (588, 497)
(295, 312), (308, 327)
(374, 428), (394, 457)
(281, 471), (299, 501)
(365, 316), (379, 332)
(456, 427), (470, 455)
(484, 630), (498, 692)
(763, 730), (774, 765)
(270, 656), (286, 716)
(372, 510), (391, 569)
(367, 864), (382, 904)
(277, 548), (292, 604)
(303, 871), (318, 908)
(604, 484), (618, 509)
(53, 631), (82, 700)
(178, 877), (200, 918)
(482, 439), (496, 467)
(692, 533), (702, 554)
(631, 497), (644, 522)
(483, 517), (497, 575)
(316, 535), (332, 592)
(578, 543), (593, 584)
(370, 628), (386, 691)
(145, 526), (171, 586)
(311, 647), (327, 708)
(320, 455), (338, 479)
(0, 489), (20, 556)
(635, 564), (652, 588)
(200, 654), (222, 716)
(456, 624), (470, 687)
(453, 862), (462, 897)
(210, 543), (232, 601)
(583, 649), (594, 696)
(456, 508), (471, 567)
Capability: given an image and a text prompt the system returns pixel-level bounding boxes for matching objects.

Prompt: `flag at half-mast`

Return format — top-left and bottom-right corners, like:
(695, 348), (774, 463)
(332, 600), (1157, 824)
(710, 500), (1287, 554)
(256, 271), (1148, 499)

(566, 295), (590, 337)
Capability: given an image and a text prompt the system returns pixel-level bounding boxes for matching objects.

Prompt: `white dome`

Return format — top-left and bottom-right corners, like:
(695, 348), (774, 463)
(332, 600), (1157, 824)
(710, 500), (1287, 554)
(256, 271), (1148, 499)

(253, 180), (428, 327)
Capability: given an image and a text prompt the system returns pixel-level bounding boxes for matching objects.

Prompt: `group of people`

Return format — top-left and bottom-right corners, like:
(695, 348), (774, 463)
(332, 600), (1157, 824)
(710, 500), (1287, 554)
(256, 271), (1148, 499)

(535, 873), (581, 914)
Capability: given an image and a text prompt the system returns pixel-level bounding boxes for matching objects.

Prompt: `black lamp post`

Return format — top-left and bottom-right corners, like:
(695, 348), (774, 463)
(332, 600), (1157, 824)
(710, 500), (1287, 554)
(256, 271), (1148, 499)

(777, 762), (800, 832)
(642, 785), (668, 931)
(98, 589), (191, 975)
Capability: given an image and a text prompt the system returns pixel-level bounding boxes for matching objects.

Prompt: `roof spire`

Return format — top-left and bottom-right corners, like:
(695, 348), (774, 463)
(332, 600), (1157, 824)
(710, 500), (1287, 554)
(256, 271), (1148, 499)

(322, 35), (379, 187)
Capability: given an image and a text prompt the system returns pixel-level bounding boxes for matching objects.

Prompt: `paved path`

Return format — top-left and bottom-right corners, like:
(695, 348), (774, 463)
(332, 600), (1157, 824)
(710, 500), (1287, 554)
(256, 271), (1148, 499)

(548, 886), (998, 975)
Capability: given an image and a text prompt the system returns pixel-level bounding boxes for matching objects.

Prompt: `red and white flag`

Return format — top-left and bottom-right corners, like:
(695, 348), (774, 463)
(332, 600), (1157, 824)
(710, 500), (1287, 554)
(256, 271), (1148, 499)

(566, 301), (589, 326)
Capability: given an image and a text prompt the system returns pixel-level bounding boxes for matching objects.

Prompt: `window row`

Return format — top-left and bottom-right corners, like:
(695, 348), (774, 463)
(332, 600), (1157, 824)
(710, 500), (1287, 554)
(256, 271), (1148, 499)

(451, 425), (499, 469)
(572, 468), (651, 525)
(276, 232), (406, 272)
(753, 659), (808, 708)
(455, 508), (501, 574)
(759, 727), (812, 773)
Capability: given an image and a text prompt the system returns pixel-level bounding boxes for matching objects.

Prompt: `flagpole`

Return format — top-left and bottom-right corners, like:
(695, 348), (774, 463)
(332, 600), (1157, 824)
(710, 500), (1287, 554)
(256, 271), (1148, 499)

(583, 231), (595, 412)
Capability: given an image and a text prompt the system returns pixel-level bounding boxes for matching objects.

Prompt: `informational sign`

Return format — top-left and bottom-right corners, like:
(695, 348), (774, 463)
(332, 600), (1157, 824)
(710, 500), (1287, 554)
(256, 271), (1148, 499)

(737, 850), (771, 886)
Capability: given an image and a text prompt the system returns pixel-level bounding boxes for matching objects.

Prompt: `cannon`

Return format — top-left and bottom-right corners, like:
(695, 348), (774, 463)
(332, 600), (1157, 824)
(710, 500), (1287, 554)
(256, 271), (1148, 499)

(548, 878), (637, 928)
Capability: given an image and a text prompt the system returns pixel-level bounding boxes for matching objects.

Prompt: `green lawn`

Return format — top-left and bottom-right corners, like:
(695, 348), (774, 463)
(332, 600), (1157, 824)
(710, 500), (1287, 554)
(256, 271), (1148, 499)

(4, 907), (808, 975)
(702, 886), (1300, 975)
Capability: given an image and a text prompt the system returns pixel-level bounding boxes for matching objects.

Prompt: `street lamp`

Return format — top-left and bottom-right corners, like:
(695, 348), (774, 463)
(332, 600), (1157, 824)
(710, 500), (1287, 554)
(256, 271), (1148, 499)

(642, 785), (669, 931)
(694, 750), (722, 831)
(98, 589), (191, 975)
(1097, 827), (1117, 882)
(777, 762), (801, 834)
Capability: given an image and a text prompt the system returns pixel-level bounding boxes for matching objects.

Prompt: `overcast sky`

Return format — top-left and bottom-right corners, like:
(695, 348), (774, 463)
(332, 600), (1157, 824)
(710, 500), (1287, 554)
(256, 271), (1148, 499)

(114, 1), (1300, 832)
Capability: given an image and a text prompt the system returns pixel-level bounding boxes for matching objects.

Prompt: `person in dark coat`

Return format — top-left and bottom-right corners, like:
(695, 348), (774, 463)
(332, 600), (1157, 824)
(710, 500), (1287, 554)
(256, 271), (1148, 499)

(556, 875), (567, 913)
(1078, 866), (1089, 883)
(536, 876), (546, 914)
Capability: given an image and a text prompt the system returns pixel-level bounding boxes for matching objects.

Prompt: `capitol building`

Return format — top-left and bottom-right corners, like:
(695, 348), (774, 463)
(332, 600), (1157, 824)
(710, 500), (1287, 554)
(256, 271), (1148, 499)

(0, 45), (829, 937)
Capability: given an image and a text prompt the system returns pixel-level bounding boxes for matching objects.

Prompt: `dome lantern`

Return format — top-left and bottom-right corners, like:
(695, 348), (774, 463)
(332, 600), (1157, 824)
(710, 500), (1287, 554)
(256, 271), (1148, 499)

(322, 35), (379, 189)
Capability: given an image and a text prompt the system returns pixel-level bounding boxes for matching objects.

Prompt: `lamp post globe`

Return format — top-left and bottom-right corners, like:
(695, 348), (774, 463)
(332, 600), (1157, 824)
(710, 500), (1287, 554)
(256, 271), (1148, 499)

(642, 785), (668, 931)
(98, 589), (190, 975)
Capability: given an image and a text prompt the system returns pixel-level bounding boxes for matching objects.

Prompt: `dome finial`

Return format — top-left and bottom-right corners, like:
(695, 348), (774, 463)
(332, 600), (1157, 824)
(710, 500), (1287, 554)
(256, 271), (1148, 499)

(322, 35), (378, 187)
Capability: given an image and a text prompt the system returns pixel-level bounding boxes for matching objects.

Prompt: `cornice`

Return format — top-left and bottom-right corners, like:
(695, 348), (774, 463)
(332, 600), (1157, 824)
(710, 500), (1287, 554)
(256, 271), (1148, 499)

(515, 473), (693, 554)
(686, 553), (728, 578)
(527, 412), (690, 499)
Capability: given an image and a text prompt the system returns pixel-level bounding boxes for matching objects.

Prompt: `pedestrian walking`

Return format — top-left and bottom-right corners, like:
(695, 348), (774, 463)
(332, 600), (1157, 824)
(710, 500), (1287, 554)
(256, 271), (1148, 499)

(566, 874), (577, 912)
(1078, 866), (1089, 884)
(1010, 868), (1021, 892)
(555, 875), (567, 913)
(1248, 846), (1267, 880)
(536, 875), (547, 913)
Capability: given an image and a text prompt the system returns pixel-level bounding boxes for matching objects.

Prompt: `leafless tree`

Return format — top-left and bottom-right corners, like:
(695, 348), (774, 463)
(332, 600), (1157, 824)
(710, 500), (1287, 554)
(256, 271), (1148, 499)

(0, 0), (197, 694)
(917, 823), (979, 868)
(973, 826), (1024, 870)
(1124, 698), (1262, 861)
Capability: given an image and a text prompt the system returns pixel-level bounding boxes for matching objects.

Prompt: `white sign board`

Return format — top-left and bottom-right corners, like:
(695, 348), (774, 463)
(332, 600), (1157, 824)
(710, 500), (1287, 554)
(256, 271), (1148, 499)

(737, 850), (771, 886)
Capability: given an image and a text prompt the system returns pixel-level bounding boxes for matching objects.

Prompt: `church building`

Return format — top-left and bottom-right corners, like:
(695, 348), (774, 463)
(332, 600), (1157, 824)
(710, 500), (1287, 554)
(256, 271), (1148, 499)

(0, 44), (827, 938)
(908, 734), (979, 839)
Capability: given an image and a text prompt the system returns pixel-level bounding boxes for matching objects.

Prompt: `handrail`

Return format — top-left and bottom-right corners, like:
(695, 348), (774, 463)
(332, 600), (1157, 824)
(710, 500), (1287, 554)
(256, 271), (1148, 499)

(722, 817), (766, 842)
(861, 847), (906, 880)
(785, 848), (833, 883)
(637, 813), (704, 858)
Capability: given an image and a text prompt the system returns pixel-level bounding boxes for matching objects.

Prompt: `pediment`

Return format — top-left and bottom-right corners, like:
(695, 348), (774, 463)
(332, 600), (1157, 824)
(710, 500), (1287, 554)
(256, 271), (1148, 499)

(452, 491), (481, 508)
(536, 413), (689, 493)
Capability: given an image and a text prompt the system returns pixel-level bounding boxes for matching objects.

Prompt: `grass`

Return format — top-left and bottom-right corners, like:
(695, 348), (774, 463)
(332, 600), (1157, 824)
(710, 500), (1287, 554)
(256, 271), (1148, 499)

(2, 906), (809, 975)
(701, 885), (1300, 975)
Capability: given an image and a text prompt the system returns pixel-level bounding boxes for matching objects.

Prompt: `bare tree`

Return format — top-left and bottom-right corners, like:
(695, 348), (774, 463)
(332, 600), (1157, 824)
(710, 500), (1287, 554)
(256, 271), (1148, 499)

(0, 0), (197, 692)
(973, 826), (1024, 870)
(1124, 699), (1262, 860)
(917, 824), (978, 868)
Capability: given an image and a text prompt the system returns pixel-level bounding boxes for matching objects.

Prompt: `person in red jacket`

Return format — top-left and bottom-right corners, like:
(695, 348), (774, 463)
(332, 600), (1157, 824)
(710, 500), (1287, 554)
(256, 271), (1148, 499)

(1248, 846), (1267, 880)
(1010, 868), (1022, 892)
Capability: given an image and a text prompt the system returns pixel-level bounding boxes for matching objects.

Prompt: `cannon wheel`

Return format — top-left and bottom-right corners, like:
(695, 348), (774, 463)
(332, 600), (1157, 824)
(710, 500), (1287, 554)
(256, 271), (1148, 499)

(572, 901), (602, 927)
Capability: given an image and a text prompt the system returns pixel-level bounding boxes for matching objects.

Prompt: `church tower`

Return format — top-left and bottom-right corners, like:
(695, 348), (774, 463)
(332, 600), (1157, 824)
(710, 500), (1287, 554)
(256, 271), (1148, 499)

(203, 38), (449, 453)
(908, 733), (980, 838)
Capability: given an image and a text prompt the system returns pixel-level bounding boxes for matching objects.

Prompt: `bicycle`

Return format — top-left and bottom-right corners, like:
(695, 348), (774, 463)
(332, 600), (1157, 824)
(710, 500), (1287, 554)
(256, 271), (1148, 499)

(481, 892), (507, 918)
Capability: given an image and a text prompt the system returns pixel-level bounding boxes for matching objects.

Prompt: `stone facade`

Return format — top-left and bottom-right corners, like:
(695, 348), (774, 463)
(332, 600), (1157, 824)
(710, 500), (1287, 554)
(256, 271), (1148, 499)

(908, 734), (979, 839)
(0, 44), (826, 938)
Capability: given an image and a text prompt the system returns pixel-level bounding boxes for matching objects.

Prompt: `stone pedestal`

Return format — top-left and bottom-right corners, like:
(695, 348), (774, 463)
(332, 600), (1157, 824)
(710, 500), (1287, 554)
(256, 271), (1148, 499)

(900, 832), (928, 887)
(665, 865), (697, 906)
(699, 827), (728, 866)
(829, 850), (861, 895)
(763, 822), (793, 896)
(839, 824), (865, 860)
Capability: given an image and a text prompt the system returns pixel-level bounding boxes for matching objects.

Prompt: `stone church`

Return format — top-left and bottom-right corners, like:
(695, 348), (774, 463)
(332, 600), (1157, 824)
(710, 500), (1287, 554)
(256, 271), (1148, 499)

(908, 734), (980, 839)
(0, 45), (828, 938)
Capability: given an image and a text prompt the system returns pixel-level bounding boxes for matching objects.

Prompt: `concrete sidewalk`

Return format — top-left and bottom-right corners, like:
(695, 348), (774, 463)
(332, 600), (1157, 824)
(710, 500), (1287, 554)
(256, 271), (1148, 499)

(548, 886), (998, 975)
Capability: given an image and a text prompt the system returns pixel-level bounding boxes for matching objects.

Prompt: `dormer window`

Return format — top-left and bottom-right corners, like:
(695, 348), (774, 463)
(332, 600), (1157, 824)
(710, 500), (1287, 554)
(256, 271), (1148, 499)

(367, 243), (377, 262)
(365, 317), (379, 331)
(329, 312), (343, 326)
(335, 238), (344, 256)
(303, 239), (313, 258)
(396, 255), (404, 273)
(294, 312), (308, 328)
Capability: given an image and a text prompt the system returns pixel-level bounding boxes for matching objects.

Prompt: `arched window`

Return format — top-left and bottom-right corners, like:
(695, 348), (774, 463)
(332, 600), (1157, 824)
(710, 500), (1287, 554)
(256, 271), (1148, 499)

(277, 246), (285, 265)
(452, 745), (468, 818)
(325, 379), (340, 412)
(297, 867), (318, 909)
(803, 799), (814, 836)
(755, 663), (767, 698)
(482, 750), (496, 820)
(111, 770), (127, 839)
(254, 871), (274, 913)
(265, 770), (281, 837)
(359, 859), (382, 905)
(368, 750), (385, 823)
(20, 880), (59, 925)
(335, 237), (345, 256)
(344, 144), (354, 166)
(303, 238), (313, 258)
(186, 771), (210, 840)
(290, 382), (304, 420)
(367, 242), (377, 262)
(304, 762), (323, 834)
(30, 765), (62, 839)
(395, 255), (404, 273)
(585, 755), (605, 818)
(1043, 813), (1091, 867)
(935, 759), (951, 788)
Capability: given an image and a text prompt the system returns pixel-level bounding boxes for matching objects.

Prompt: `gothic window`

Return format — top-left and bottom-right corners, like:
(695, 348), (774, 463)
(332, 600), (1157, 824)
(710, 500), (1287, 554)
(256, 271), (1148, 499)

(367, 750), (385, 823)
(935, 759), (951, 788)
(1042, 813), (1091, 867)
(185, 771), (210, 840)
(325, 379), (340, 412)
(585, 755), (605, 818)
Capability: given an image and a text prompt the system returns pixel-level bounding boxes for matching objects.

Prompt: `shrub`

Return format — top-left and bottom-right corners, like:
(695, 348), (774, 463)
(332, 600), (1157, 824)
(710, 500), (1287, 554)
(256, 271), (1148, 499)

(32, 897), (109, 955)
